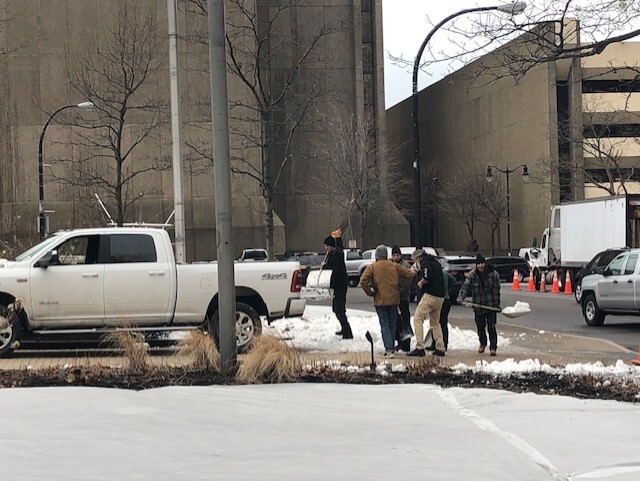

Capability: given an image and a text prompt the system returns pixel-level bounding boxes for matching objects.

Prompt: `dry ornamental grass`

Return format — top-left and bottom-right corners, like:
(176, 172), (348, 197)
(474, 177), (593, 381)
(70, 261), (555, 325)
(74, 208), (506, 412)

(175, 330), (221, 372)
(102, 330), (150, 372)
(236, 334), (301, 383)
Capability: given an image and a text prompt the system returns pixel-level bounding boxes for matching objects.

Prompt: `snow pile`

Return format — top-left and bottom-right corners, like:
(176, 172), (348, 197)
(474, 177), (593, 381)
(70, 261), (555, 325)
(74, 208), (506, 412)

(450, 358), (640, 383)
(502, 301), (531, 315)
(264, 305), (510, 353)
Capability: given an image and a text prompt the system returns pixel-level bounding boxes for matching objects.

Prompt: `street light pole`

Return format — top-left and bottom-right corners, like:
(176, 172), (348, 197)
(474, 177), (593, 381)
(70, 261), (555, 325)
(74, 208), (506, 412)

(38, 101), (94, 240)
(412, 2), (526, 248)
(486, 164), (529, 255)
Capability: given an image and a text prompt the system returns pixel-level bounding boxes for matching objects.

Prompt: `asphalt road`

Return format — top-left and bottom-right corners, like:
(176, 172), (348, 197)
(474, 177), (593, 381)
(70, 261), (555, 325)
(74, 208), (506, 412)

(313, 283), (640, 351)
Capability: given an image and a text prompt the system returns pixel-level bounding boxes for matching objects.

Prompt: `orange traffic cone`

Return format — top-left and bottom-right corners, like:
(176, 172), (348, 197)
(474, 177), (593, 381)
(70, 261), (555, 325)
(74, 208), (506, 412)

(551, 271), (560, 294)
(511, 269), (521, 291)
(632, 342), (640, 366)
(539, 272), (546, 292)
(564, 270), (573, 295)
(527, 268), (535, 291)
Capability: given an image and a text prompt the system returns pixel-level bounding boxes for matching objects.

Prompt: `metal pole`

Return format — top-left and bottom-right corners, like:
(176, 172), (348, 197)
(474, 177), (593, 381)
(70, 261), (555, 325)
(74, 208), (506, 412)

(506, 167), (511, 255)
(208, 0), (237, 374)
(411, 5), (500, 249)
(38, 104), (76, 240)
(167, 0), (186, 263)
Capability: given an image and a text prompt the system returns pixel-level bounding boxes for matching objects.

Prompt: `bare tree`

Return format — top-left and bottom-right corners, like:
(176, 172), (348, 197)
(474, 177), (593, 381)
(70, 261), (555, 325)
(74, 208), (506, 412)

(388, 151), (438, 246)
(390, 0), (640, 84)
(50, 2), (166, 226)
(568, 93), (640, 196)
(477, 175), (507, 256)
(438, 163), (485, 242)
(317, 111), (384, 248)
(182, 0), (341, 258)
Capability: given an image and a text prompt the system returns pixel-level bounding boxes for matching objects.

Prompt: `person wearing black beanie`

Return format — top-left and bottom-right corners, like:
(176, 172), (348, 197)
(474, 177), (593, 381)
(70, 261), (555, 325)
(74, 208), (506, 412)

(457, 253), (501, 356)
(323, 236), (336, 248)
(322, 230), (352, 339)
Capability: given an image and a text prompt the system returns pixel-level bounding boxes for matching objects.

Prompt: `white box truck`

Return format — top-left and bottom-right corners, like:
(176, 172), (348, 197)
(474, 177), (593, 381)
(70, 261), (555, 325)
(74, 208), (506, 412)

(530, 195), (640, 289)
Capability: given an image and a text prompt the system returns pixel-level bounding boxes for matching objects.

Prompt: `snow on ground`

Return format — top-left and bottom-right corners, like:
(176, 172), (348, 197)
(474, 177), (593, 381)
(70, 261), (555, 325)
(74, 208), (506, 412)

(261, 306), (640, 383)
(262, 305), (510, 353)
(2, 384), (639, 481)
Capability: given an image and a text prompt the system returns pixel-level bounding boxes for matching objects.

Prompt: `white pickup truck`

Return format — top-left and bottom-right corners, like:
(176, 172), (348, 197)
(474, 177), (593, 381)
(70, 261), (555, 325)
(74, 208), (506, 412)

(0, 228), (306, 356)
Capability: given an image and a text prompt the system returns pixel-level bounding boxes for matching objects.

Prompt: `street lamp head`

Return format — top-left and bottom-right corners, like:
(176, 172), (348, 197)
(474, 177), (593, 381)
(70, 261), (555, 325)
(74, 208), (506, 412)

(495, 1), (527, 15)
(76, 101), (94, 110)
(522, 164), (530, 182)
(486, 166), (494, 183)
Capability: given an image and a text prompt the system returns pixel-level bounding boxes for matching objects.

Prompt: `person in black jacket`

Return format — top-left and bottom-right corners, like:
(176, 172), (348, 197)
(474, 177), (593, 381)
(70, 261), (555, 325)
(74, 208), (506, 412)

(407, 249), (446, 357)
(322, 231), (353, 339)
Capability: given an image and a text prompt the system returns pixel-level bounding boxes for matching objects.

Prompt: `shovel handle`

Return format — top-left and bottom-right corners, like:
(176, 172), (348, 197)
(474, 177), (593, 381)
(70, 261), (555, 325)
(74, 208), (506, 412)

(461, 301), (501, 312)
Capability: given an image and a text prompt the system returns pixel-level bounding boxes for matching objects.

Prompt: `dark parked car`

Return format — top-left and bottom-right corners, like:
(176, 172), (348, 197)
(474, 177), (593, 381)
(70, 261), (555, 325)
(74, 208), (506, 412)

(487, 256), (530, 282)
(574, 247), (629, 303)
(435, 255), (476, 304)
(285, 253), (325, 286)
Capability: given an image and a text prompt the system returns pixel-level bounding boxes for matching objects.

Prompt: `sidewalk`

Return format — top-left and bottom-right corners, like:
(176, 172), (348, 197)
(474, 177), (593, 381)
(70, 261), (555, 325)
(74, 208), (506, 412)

(298, 316), (636, 368)
(0, 316), (634, 371)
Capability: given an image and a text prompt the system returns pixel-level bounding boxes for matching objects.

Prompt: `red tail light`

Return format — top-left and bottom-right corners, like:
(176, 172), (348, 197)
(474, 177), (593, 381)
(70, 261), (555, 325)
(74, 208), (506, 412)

(291, 269), (302, 292)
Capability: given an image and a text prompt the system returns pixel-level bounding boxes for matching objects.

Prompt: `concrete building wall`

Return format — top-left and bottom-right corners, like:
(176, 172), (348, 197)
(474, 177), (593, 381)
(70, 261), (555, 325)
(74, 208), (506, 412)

(0, 0), (408, 258)
(387, 54), (557, 254)
(387, 26), (640, 256)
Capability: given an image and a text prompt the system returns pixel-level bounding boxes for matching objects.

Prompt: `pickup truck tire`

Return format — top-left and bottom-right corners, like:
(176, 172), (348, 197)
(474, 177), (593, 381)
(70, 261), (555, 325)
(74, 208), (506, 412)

(0, 305), (21, 357)
(574, 281), (583, 303)
(348, 277), (359, 288)
(582, 294), (606, 326)
(209, 302), (262, 353)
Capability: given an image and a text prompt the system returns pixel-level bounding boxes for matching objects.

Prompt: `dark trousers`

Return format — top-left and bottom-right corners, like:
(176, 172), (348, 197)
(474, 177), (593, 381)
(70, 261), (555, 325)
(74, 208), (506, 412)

(395, 299), (412, 351)
(332, 288), (352, 336)
(474, 311), (497, 349)
(439, 298), (451, 349)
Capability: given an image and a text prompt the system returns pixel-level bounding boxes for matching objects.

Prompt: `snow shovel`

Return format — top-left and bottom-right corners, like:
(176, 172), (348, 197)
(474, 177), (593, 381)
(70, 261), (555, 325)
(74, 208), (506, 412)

(461, 301), (530, 319)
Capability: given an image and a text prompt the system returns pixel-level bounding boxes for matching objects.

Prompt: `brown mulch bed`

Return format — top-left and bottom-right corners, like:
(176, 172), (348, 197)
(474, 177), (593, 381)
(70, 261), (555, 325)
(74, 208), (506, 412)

(1, 365), (638, 403)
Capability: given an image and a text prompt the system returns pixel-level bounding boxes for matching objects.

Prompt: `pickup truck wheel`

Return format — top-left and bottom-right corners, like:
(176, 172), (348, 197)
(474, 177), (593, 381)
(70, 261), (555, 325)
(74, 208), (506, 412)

(0, 305), (22, 357)
(582, 294), (606, 326)
(348, 277), (359, 288)
(209, 302), (262, 353)
(574, 281), (583, 303)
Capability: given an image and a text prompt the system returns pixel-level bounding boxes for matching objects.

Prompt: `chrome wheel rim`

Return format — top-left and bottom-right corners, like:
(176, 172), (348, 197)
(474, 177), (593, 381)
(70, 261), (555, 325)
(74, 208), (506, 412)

(585, 301), (596, 321)
(575, 284), (582, 302)
(236, 311), (255, 348)
(0, 313), (12, 351)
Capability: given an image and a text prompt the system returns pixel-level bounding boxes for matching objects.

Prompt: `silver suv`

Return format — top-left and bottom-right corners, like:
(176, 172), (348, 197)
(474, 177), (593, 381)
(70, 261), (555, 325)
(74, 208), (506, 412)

(580, 249), (640, 326)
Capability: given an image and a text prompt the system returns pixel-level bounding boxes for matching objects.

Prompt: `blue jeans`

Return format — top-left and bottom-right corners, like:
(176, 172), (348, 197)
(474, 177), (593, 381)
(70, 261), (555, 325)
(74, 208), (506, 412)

(375, 305), (398, 351)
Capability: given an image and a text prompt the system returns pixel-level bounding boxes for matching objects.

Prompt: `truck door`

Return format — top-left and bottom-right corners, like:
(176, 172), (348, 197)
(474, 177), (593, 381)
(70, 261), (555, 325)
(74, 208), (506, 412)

(597, 254), (627, 309)
(618, 253), (639, 310)
(102, 233), (173, 325)
(29, 234), (104, 326)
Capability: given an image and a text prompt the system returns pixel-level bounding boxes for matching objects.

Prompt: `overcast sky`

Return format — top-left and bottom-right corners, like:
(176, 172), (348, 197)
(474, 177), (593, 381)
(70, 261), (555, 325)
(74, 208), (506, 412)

(382, 1), (640, 108)
(382, 1), (492, 108)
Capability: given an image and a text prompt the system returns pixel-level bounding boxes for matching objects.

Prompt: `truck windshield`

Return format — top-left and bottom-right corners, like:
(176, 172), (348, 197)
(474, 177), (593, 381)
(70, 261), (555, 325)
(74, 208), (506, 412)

(14, 236), (60, 262)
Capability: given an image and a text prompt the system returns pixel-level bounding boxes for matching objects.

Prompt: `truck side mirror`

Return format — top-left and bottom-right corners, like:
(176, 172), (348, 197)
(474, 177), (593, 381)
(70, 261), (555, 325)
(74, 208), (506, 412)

(34, 250), (59, 269)
(602, 267), (611, 276)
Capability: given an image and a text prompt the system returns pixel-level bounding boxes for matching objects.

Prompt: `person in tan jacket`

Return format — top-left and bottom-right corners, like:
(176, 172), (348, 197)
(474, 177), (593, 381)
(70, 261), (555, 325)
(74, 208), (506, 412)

(360, 245), (416, 358)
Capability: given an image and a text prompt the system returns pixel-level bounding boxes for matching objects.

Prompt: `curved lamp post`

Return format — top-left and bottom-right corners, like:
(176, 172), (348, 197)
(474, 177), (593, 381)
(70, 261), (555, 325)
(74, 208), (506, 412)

(486, 163), (529, 255)
(412, 1), (527, 248)
(38, 101), (94, 240)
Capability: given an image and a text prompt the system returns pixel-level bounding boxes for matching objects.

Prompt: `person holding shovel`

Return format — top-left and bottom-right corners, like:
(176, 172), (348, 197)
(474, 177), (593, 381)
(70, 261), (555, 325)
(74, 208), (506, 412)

(322, 229), (353, 340)
(457, 253), (501, 356)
